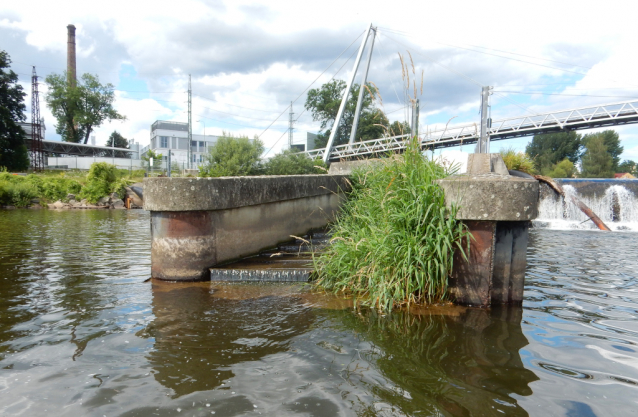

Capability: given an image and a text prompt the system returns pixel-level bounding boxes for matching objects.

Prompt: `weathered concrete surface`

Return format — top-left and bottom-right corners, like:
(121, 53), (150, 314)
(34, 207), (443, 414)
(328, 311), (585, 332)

(144, 175), (349, 211)
(466, 153), (509, 175)
(439, 154), (539, 307)
(437, 173), (539, 221)
(145, 175), (349, 281)
(328, 159), (381, 175)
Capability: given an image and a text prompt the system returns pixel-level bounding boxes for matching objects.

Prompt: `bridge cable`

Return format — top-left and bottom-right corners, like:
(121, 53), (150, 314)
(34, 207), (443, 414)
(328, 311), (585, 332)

(257, 30), (367, 143)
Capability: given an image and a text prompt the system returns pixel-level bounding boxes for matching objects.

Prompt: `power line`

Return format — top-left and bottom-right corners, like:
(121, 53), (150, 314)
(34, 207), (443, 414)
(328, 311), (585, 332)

(192, 93), (283, 113)
(494, 91), (638, 99)
(259, 30), (366, 145)
(377, 26), (597, 71)
(381, 33), (540, 116)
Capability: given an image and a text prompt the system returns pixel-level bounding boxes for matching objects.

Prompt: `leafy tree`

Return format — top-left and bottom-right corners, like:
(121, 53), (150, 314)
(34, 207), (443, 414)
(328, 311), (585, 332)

(526, 131), (582, 173)
(545, 159), (576, 178)
(142, 149), (162, 169)
(264, 149), (326, 175)
(106, 130), (129, 148)
(580, 136), (614, 178)
(106, 130), (130, 158)
(45, 72), (125, 144)
(388, 120), (411, 137)
(305, 80), (389, 148)
(199, 132), (264, 177)
(0, 50), (29, 171)
(617, 160), (637, 175)
(582, 130), (623, 171)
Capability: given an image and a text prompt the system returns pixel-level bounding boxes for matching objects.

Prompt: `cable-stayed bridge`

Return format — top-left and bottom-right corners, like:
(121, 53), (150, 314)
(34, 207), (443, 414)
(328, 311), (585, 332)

(303, 99), (638, 162)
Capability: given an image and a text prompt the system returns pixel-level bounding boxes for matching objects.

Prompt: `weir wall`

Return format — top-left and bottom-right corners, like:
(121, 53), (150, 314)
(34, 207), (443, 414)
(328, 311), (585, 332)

(144, 176), (350, 281)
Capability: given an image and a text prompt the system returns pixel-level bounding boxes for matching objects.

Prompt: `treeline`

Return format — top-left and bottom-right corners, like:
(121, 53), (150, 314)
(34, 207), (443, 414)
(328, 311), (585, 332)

(519, 130), (636, 178)
(198, 132), (326, 177)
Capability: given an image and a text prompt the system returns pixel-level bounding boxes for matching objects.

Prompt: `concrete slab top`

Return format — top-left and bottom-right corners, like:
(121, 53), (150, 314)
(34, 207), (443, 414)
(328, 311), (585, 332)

(143, 175), (351, 212)
(436, 174), (539, 221)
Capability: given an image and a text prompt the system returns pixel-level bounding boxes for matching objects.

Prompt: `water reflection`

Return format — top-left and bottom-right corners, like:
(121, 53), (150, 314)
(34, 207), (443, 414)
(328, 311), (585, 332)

(142, 281), (316, 397)
(330, 305), (538, 416)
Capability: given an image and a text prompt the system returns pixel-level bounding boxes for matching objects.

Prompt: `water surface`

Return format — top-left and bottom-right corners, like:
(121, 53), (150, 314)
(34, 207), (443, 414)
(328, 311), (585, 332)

(0, 210), (637, 416)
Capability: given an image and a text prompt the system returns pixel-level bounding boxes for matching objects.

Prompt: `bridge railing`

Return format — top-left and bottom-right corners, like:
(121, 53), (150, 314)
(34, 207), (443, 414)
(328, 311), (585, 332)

(302, 99), (638, 161)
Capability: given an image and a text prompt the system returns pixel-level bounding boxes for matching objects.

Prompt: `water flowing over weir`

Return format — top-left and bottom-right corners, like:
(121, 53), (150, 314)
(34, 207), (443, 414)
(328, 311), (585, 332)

(536, 180), (638, 231)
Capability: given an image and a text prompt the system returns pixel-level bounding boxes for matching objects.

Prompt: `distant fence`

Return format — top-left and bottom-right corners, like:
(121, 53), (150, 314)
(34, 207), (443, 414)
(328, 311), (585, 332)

(45, 156), (198, 176)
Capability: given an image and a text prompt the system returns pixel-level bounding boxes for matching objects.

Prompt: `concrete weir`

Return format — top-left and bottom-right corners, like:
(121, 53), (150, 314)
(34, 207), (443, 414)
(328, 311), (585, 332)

(437, 154), (539, 307)
(144, 175), (350, 281)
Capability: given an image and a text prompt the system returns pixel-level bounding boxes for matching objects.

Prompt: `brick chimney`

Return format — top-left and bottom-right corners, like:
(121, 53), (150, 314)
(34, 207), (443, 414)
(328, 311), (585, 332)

(67, 24), (76, 88)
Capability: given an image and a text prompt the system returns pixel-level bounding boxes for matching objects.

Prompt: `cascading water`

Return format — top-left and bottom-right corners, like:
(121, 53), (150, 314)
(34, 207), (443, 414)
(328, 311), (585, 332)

(535, 184), (638, 231)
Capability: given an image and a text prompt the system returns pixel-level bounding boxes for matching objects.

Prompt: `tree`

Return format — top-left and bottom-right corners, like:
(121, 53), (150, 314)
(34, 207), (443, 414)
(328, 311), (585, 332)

(525, 131), (582, 173)
(199, 132), (264, 177)
(106, 130), (130, 158)
(582, 130), (623, 171)
(106, 130), (129, 148)
(388, 120), (410, 137)
(45, 72), (125, 144)
(617, 160), (637, 176)
(264, 149), (326, 175)
(545, 159), (576, 178)
(0, 50), (29, 171)
(580, 136), (614, 178)
(305, 80), (389, 148)
(141, 149), (162, 170)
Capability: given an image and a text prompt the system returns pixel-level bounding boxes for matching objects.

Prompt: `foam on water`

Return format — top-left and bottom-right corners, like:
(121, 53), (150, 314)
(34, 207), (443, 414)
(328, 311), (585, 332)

(536, 184), (638, 231)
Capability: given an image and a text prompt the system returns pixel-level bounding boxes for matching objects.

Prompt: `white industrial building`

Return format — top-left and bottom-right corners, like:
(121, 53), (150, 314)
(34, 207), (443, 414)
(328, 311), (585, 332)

(140, 120), (219, 168)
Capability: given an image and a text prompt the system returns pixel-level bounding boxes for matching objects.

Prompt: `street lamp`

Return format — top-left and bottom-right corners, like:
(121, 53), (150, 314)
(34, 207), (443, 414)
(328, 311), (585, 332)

(196, 119), (206, 136)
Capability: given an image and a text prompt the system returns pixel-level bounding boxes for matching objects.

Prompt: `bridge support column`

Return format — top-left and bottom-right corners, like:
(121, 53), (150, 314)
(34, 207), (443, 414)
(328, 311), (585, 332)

(437, 154), (539, 307)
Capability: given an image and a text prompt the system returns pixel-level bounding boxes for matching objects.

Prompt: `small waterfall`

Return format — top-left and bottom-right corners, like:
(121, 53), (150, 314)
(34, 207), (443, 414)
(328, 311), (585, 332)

(536, 184), (638, 231)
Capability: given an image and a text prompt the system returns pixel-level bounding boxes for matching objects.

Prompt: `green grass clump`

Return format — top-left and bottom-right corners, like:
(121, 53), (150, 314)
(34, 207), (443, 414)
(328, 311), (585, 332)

(499, 147), (536, 175)
(314, 140), (468, 311)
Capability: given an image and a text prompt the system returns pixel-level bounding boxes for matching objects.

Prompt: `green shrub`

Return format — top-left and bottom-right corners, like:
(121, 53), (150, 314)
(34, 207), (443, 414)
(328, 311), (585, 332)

(4, 181), (37, 207)
(110, 177), (131, 199)
(264, 149), (327, 175)
(543, 159), (576, 178)
(314, 140), (468, 311)
(79, 162), (118, 203)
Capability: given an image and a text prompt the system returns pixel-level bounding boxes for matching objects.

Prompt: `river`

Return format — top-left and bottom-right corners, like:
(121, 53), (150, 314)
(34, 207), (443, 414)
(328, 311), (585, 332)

(1, 210), (637, 416)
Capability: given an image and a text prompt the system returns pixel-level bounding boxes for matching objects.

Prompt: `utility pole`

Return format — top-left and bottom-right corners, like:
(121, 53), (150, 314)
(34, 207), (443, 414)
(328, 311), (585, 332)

(288, 101), (294, 149)
(477, 86), (492, 153)
(188, 74), (192, 169)
(323, 23), (374, 164)
(31, 66), (44, 171)
(348, 26), (377, 146)
(411, 99), (420, 139)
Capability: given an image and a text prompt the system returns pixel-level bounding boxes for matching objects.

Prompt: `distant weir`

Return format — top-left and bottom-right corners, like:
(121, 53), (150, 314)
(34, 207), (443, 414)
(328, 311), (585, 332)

(535, 181), (638, 231)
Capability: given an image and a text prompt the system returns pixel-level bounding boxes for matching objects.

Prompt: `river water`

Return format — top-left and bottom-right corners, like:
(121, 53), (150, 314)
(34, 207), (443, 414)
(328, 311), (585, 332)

(1, 210), (637, 416)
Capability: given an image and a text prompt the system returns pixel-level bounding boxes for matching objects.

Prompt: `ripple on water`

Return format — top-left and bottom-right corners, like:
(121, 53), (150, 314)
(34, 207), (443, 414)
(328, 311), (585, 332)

(1, 211), (638, 416)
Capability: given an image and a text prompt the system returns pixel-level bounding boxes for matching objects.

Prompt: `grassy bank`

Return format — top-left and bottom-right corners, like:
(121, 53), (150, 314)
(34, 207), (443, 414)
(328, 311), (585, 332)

(0, 163), (145, 207)
(314, 141), (468, 311)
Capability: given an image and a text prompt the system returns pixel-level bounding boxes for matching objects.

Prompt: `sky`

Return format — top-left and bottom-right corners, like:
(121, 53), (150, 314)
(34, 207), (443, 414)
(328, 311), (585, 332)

(1, 0), (637, 162)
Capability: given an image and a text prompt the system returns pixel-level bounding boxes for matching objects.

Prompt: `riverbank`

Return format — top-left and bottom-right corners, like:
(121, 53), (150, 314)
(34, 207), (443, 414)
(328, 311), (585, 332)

(0, 162), (144, 209)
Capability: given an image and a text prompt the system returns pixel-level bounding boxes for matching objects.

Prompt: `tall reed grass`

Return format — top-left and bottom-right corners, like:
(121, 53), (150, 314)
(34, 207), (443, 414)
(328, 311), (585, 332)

(315, 140), (468, 311)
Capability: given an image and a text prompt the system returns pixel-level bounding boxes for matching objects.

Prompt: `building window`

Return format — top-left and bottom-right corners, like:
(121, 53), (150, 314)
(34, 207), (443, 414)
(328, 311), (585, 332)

(160, 136), (168, 148)
(199, 141), (205, 149)
(192, 154), (197, 163)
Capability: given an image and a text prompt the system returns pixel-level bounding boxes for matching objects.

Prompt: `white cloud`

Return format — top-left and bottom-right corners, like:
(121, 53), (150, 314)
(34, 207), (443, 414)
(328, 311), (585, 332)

(2, 0), (637, 160)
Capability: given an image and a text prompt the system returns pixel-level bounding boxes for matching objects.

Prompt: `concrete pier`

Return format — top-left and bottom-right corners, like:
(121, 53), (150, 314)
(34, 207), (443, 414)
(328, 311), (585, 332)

(144, 175), (349, 281)
(437, 154), (539, 307)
